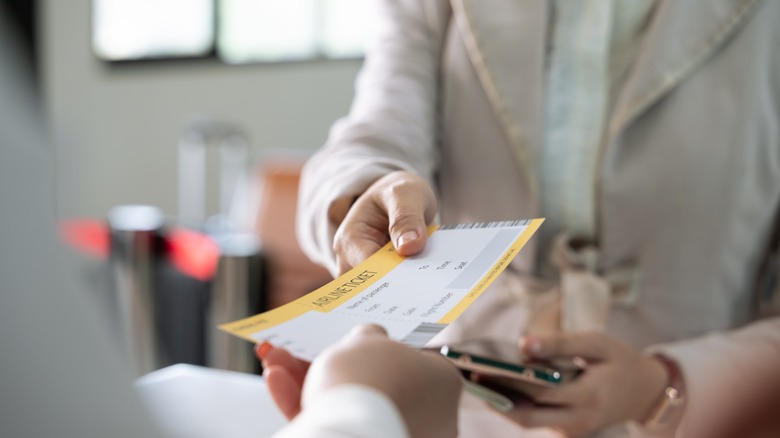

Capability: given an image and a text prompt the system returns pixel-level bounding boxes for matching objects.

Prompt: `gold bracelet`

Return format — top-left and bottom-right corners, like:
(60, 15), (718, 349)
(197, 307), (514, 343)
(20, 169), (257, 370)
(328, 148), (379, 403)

(643, 354), (686, 432)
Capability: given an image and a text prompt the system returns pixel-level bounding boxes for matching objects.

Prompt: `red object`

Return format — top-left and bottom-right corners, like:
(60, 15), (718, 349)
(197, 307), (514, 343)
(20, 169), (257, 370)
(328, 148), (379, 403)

(59, 219), (220, 281)
(58, 219), (110, 258)
(166, 228), (220, 281)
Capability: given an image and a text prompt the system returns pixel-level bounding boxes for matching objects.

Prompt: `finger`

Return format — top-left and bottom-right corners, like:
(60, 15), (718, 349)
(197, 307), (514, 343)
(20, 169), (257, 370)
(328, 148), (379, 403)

(255, 341), (273, 361)
(340, 235), (383, 270)
(520, 332), (614, 361)
(262, 346), (311, 383)
(264, 366), (303, 420)
(336, 255), (352, 277)
(350, 324), (388, 337)
(333, 210), (389, 273)
(530, 381), (593, 407)
(381, 177), (436, 257)
(334, 237), (380, 275)
(503, 405), (592, 436)
(341, 324), (389, 344)
(390, 221), (426, 257)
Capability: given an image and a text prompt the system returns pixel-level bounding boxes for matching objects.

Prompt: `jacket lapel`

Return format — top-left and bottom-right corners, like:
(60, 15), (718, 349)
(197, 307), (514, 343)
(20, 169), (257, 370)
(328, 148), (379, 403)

(594, 0), (760, 235)
(606, 0), (761, 142)
(452, 0), (548, 196)
(453, 0), (760, 199)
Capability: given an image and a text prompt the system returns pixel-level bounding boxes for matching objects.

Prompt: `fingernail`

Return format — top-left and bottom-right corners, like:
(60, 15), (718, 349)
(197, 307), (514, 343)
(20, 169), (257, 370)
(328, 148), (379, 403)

(255, 341), (273, 360)
(397, 230), (420, 247)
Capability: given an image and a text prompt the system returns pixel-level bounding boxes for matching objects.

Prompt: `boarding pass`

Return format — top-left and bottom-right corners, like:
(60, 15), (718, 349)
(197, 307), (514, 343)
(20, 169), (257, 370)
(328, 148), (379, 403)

(220, 219), (543, 361)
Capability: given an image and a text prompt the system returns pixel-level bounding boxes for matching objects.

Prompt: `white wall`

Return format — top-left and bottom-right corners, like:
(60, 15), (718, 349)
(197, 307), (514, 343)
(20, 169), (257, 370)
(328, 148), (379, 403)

(41, 0), (361, 219)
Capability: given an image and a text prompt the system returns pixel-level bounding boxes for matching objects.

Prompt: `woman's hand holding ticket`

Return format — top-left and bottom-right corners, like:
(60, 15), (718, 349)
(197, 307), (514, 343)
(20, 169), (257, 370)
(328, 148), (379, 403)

(330, 171), (437, 275)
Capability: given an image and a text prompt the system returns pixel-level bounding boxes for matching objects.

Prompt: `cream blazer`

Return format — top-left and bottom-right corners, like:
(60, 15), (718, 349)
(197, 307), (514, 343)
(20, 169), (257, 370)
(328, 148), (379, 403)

(298, 0), (780, 436)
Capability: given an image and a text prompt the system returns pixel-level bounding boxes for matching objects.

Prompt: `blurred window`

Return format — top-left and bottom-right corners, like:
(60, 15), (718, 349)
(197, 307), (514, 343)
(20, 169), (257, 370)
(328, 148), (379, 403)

(93, 0), (215, 61)
(91, 0), (378, 64)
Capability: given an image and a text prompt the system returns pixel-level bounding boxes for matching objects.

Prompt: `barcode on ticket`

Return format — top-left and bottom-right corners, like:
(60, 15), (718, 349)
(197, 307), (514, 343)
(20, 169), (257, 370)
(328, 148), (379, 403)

(439, 219), (529, 230)
(401, 323), (447, 348)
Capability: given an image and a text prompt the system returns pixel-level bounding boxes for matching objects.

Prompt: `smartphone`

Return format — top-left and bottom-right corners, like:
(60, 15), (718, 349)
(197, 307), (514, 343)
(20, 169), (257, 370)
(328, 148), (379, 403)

(437, 339), (582, 407)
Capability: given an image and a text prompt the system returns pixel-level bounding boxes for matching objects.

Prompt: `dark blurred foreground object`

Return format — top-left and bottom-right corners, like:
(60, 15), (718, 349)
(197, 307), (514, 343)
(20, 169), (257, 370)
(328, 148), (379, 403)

(2, 0), (37, 79)
(0, 2), (162, 435)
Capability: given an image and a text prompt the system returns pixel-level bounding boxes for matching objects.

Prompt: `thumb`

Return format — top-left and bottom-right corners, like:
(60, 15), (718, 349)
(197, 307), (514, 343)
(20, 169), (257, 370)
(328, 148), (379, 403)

(341, 324), (389, 345)
(383, 189), (435, 257)
(389, 214), (427, 257)
(332, 325), (390, 356)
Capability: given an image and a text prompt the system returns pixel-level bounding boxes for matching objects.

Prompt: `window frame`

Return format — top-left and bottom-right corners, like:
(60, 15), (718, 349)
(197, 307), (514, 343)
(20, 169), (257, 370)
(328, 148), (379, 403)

(91, 0), (368, 67)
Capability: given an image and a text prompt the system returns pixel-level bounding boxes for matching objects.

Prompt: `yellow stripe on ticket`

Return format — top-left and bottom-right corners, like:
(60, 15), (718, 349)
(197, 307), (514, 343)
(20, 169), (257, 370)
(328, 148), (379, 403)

(437, 218), (544, 324)
(302, 247), (400, 312)
(299, 224), (439, 313)
(218, 304), (305, 343)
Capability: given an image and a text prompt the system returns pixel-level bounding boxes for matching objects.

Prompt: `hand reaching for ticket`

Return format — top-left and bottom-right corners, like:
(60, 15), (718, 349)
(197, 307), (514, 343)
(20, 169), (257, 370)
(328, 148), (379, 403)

(330, 171), (438, 275)
(257, 324), (462, 438)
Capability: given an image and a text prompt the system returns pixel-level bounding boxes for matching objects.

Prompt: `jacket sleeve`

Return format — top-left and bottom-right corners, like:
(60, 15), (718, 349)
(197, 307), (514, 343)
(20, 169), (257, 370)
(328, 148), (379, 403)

(272, 384), (409, 438)
(637, 317), (780, 437)
(296, 0), (450, 275)
(641, 218), (780, 437)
